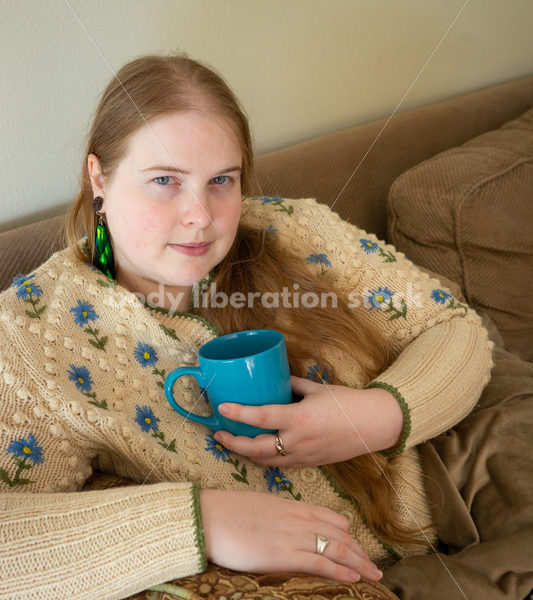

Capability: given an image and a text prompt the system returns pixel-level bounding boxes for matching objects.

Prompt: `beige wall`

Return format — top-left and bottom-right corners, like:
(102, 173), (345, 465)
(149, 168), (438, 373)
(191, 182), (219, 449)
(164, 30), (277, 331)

(1, 0), (532, 231)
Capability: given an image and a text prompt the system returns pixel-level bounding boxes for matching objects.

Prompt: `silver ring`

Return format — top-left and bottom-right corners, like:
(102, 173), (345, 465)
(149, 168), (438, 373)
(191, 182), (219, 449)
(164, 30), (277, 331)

(274, 433), (287, 456)
(316, 534), (330, 555)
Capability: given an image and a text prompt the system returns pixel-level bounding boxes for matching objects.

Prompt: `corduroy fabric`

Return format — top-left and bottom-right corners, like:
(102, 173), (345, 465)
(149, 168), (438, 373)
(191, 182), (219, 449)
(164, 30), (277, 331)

(253, 75), (533, 241)
(0, 214), (65, 292)
(388, 108), (533, 362)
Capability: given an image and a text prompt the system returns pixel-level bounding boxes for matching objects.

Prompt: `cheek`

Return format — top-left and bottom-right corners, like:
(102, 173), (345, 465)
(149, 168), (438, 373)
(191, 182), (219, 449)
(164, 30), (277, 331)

(220, 201), (242, 235)
(139, 204), (169, 231)
(111, 203), (170, 253)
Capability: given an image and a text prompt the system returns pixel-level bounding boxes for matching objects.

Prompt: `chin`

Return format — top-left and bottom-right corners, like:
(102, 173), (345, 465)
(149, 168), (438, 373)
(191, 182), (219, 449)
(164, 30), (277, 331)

(163, 270), (209, 288)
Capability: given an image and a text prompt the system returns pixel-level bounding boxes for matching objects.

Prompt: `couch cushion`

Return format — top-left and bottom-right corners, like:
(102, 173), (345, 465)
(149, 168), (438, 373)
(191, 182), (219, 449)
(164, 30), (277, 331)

(387, 107), (533, 362)
(0, 215), (65, 292)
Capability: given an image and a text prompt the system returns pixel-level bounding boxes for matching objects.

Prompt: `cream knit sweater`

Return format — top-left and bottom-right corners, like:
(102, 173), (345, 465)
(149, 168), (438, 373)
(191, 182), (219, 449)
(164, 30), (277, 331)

(0, 197), (494, 600)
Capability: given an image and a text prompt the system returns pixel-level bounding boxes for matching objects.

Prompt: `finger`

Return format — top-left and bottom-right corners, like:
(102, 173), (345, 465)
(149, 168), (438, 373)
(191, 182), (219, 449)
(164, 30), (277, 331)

(293, 551), (362, 585)
(310, 517), (371, 561)
(305, 507), (372, 564)
(308, 504), (352, 533)
(214, 430), (281, 461)
(290, 375), (318, 395)
(306, 529), (381, 583)
(218, 402), (287, 430)
(307, 540), (381, 584)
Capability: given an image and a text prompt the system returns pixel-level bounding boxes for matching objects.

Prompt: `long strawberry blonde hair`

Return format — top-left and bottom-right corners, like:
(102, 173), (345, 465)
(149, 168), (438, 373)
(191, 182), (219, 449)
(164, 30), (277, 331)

(64, 53), (431, 549)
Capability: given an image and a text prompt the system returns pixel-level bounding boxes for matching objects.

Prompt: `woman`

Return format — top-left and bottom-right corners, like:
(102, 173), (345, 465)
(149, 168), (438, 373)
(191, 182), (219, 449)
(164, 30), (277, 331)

(0, 53), (494, 600)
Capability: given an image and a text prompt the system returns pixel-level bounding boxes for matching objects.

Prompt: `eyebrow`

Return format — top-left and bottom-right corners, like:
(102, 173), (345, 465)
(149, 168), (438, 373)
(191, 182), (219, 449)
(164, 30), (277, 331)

(140, 165), (242, 176)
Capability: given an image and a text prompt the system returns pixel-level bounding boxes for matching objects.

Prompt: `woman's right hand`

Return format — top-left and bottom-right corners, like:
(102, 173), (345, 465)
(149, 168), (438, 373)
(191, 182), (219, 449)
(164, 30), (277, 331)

(199, 488), (383, 584)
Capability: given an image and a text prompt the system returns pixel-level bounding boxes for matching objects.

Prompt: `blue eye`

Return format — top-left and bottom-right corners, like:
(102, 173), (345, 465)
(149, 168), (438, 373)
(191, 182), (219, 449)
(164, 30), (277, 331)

(212, 175), (230, 185)
(154, 176), (172, 185)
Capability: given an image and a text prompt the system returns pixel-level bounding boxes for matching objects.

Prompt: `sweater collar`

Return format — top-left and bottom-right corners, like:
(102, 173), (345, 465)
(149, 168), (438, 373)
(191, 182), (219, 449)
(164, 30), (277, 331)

(77, 238), (220, 337)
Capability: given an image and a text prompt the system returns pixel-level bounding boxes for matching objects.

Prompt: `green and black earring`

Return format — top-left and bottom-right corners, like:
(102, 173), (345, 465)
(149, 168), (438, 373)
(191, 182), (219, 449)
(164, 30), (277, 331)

(92, 196), (115, 280)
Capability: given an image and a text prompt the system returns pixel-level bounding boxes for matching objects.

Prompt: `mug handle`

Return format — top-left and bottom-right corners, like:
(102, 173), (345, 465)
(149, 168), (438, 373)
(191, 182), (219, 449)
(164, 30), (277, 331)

(164, 367), (221, 431)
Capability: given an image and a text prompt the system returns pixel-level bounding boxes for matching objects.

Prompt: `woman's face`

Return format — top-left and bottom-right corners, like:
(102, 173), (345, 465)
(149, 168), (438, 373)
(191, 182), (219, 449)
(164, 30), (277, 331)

(88, 110), (243, 312)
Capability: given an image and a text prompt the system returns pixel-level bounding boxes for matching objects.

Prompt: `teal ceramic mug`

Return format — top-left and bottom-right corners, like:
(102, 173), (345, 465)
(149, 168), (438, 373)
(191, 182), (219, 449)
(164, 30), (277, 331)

(164, 329), (292, 437)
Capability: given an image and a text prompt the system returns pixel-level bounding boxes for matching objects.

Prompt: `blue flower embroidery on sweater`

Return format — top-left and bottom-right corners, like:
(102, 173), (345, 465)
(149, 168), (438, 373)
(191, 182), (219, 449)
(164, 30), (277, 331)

(0, 434), (44, 488)
(260, 196), (284, 204)
(306, 253), (332, 267)
(134, 341), (167, 390)
(10, 273), (47, 319)
(431, 289), (452, 304)
(305, 253), (331, 276)
(70, 300), (99, 326)
(205, 434), (231, 462)
(266, 224), (279, 236)
(431, 289), (468, 313)
(264, 466), (290, 491)
(66, 364), (108, 409)
(11, 273), (33, 288)
(135, 405), (160, 432)
(135, 406), (177, 452)
(358, 238), (396, 263)
(366, 287), (394, 310)
(252, 196), (294, 215)
(204, 434), (248, 484)
(12, 274), (43, 299)
(360, 239), (379, 253)
(7, 433), (43, 464)
(306, 363), (331, 383)
(264, 466), (301, 500)
(70, 300), (108, 351)
(365, 287), (407, 320)
(67, 365), (93, 393)
(134, 342), (158, 367)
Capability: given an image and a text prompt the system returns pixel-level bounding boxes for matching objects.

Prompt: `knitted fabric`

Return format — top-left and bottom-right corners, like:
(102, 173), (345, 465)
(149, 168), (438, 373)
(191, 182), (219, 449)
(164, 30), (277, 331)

(0, 197), (494, 600)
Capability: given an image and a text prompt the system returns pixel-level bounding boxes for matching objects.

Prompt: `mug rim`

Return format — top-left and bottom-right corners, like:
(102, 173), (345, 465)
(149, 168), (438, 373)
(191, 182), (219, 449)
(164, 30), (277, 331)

(199, 328), (284, 362)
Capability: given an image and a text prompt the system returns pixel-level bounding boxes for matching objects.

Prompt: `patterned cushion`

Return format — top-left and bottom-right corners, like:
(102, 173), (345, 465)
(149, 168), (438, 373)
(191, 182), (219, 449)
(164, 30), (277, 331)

(83, 472), (400, 600)
(131, 563), (401, 600)
(388, 107), (533, 361)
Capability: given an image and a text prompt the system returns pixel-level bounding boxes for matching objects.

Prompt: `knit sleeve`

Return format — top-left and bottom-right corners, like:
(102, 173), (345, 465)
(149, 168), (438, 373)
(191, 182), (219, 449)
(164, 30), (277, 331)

(0, 321), (207, 600)
(287, 199), (495, 455)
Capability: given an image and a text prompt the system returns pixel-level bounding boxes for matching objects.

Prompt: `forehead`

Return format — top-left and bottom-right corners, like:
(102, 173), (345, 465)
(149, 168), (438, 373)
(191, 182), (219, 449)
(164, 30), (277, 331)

(122, 110), (242, 163)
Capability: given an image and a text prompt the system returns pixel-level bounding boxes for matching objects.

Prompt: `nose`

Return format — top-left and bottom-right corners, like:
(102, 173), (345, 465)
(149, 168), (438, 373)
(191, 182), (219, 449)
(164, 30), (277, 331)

(179, 188), (213, 229)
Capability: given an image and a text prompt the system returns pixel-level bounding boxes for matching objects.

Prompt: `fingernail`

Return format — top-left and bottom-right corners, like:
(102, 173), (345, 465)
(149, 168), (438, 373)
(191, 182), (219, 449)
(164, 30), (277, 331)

(349, 572), (360, 583)
(219, 404), (229, 415)
(372, 568), (383, 580)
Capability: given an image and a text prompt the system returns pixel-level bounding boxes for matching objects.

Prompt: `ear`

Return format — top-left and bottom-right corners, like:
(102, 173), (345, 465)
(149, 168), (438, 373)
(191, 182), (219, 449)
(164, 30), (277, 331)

(87, 154), (106, 199)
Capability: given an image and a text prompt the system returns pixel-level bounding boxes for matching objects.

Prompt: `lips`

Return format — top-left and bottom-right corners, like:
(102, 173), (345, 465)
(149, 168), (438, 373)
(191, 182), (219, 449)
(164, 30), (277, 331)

(176, 242), (211, 247)
(169, 242), (212, 256)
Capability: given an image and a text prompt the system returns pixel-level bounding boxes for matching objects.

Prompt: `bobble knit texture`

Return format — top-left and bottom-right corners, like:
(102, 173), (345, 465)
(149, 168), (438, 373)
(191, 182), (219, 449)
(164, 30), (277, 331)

(0, 197), (494, 600)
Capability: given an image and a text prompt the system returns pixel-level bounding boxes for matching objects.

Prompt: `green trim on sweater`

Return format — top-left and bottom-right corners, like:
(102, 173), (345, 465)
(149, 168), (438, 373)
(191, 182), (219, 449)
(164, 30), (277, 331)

(318, 466), (401, 561)
(147, 582), (194, 598)
(142, 301), (221, 337)
(365, 382), (411, 457)
(191, 481), (208, 571)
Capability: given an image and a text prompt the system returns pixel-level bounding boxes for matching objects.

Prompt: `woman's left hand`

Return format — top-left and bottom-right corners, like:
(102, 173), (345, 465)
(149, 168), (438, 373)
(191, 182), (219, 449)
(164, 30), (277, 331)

(212, 375), (404, 467)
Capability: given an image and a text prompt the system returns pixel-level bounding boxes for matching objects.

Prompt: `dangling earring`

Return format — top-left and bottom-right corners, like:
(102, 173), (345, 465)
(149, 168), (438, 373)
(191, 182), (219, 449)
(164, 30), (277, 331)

(92, 196), (115, 280)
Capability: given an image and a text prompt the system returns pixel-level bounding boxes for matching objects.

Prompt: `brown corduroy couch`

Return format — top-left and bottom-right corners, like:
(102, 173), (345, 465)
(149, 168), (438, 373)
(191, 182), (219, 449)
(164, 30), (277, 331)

(1, 75), (532, 600)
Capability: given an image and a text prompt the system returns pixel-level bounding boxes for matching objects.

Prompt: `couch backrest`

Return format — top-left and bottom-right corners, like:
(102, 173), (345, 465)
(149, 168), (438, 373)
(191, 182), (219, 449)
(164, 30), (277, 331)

(0, 215), (66, 292)
(1, 74), (533, 292)
(252, 74), (533, 240)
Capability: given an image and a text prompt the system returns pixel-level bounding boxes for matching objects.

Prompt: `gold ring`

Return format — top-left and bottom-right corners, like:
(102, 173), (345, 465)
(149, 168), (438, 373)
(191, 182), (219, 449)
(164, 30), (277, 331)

(274, 433), (287, 456)
(316, 534), (330, 555)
